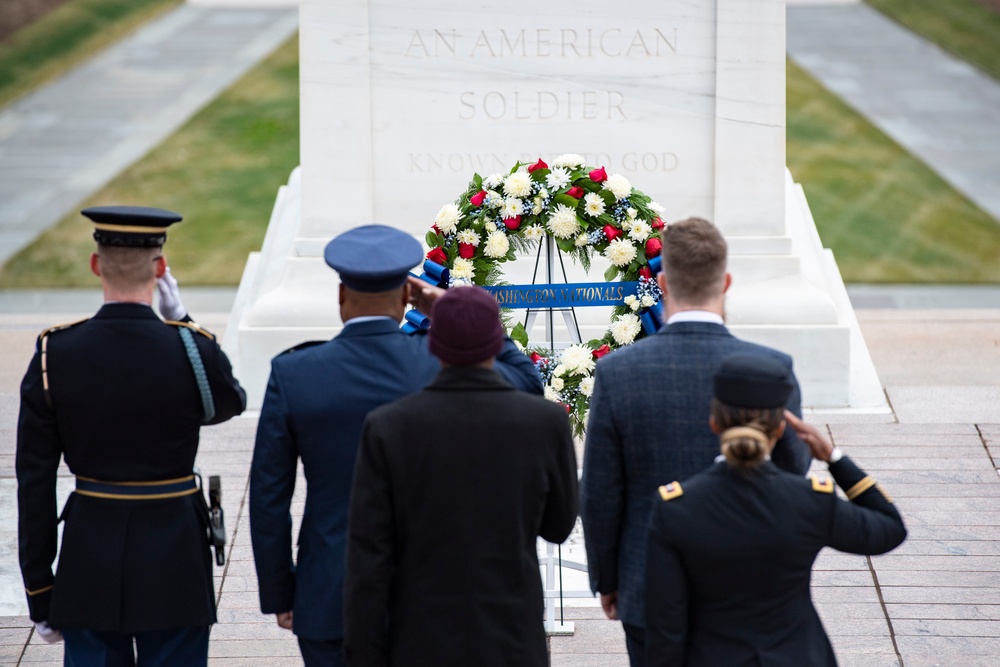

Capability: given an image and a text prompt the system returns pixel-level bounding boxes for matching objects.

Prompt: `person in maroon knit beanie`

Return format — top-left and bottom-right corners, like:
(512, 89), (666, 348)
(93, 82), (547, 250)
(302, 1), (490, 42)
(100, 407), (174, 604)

(344, 285), (579, 667)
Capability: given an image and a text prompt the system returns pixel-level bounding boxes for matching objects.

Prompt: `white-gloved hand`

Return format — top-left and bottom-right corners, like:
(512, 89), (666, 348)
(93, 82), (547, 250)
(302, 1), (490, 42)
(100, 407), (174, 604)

(156, 266), (188, 321)
(34, 621), (63, 644)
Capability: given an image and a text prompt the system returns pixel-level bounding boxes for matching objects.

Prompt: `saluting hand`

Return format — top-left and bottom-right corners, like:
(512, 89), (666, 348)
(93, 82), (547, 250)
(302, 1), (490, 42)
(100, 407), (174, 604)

(156, 266), (188, 321)
(407, 276), (445, 316)
(784, 411), (835, 462)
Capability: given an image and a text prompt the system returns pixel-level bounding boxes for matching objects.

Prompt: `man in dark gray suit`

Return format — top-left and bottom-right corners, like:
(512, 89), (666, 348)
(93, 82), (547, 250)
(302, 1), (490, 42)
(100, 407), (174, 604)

(580, 216), (811, 666)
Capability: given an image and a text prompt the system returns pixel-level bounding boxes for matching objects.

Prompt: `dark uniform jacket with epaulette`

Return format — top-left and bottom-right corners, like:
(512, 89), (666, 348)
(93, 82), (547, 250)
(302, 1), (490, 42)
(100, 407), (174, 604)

(249, 317), (542, 642)
(645, 457), (907, 667)
(16, 302), (246, 633)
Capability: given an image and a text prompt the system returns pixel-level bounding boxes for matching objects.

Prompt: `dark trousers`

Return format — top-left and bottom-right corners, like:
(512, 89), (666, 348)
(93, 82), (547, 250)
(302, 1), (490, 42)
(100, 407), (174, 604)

(623, 622), (646, 667)
(63, 625), (209, 667)
(298, 636), (346, 667)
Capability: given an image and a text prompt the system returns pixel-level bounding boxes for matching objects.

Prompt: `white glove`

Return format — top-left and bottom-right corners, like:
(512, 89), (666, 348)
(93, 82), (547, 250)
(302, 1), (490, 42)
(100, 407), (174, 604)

(34, 621), (63, 644)
(156, 266), (188, 321)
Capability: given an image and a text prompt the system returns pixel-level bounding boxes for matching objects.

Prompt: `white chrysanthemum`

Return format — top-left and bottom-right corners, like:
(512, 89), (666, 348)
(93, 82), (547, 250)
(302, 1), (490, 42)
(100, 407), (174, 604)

(485, 221), (497, 233)
(456, 229), (481, 246)
(547, 204), (580, 239)
(584, 192), (606, 217)
(487, 190), (503, 209)
(504, 171), (532, 198)
(561, 345), (596, 375)
(435, 203), (462, 234)
(544, 385), (560, 402)
(581, 376), (595, 397)
(628, 220), (652, 242)
(523, 225), (545, 241)
(551, 378), (565, 392)
(641, 295), (656, 308)
(648, 201), (665, 216)
(545, 167), (571, 190)
(610, 313), (642, 346)
(553, 153), (585, 168)
(605, 238), (637, 267)
(575, 233), (589, 247)
(483, 231), (510, 259)
(484, 173), (503, 188)
(624, 295), (639, 311)
(532, 198), (543, 215)
(627, 207), (638, 219)
(451, 257), (475, 280)
(603, 173), (632, 200)
(502, 197), (523, 219)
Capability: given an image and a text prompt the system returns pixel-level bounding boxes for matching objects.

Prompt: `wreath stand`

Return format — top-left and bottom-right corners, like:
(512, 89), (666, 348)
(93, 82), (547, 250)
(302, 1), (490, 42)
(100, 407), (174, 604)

(524, 234), (594, 637)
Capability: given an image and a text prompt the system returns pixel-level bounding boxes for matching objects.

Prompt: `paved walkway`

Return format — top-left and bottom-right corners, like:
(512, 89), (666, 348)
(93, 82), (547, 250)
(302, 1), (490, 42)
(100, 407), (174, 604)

(1, 305), (1000, 665)
(0, 5), (298, 265)
(787, 2), (1000, 223)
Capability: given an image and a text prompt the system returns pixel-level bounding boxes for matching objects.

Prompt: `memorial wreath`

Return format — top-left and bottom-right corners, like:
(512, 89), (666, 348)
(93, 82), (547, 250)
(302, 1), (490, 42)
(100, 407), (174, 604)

(423, 154), (666, 434)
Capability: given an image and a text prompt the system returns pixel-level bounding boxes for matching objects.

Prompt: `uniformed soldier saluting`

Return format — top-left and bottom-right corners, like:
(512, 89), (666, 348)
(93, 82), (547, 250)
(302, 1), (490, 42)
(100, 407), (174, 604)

(16, 206), (246, 665)
(645, 352), (907, 666)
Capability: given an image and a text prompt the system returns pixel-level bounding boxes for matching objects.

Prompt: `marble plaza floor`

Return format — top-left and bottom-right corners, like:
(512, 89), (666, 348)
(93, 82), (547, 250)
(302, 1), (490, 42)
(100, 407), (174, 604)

(0, 297), (999, 665)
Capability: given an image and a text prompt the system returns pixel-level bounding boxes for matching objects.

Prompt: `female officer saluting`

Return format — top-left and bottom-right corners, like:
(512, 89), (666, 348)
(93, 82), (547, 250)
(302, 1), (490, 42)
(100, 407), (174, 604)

(645, 352), (906, 666)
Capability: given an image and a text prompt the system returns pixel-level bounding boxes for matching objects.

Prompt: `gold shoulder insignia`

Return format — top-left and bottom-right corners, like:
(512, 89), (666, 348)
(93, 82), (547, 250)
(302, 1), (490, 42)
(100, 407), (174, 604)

(658, 481), (683, 501)
(165, 320), (214, 341)
(810, 475), (834, 494)
(38, 318), (89, 408)
(38, 318), (89, 345)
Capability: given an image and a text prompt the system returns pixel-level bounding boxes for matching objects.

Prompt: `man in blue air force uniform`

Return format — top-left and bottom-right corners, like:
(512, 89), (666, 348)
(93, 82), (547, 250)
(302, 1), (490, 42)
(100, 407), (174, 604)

(16, 206), (247, 665)
(248, 224), (542, 667)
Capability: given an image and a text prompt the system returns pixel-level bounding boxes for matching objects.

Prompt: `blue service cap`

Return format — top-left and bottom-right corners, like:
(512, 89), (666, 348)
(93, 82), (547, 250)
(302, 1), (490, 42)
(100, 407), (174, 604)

(324, 225), (424, 293)
(82, 205), (182, 248)
(713, 352), (794, 409)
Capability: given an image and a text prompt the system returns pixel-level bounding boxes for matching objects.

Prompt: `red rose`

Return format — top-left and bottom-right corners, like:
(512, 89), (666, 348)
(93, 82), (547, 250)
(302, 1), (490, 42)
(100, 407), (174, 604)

(589, 166), (608, 183)
(426, 247), (447, 264)
(651, 217), (664, 230)
(566, 186), (584, 199)
(645, 237), (662, 259)
(639, 266), (653, 280)
(503, 215), (521, 231)
(432, 224), (441, 234)
(458, 243), (475, 259)
(530, 352), (545, 364)
(470, 190), (487, 207)
(603, 225), (622, 242)
(592, 344), (611, 360)
(563, 403), (571, 414)
(527, 159), (548, 173)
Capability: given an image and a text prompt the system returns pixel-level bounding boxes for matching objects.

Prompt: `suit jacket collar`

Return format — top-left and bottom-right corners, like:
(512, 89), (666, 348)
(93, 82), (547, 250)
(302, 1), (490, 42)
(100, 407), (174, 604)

(93, 302), (159, 320)
(336, 318), (405, 339)
(428, 366), (514, 392)
(660, 320), (732, 337)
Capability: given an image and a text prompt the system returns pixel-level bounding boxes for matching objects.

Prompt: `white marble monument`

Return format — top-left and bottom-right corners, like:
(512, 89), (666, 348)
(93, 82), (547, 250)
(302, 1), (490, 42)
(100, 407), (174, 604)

(224, 0), (888, 417)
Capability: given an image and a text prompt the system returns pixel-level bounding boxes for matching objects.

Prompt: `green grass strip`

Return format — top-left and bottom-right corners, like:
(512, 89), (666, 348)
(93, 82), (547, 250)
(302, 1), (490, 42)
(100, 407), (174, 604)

(787, 58), (1000, 283)
(865, 0), (1000, 82)
(0, 34), (300, 288)
(0, 0), (182, 109)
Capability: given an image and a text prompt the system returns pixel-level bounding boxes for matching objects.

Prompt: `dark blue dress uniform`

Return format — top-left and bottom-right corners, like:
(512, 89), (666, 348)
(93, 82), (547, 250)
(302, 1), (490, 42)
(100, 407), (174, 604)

(644, 354), (907, 666)
(16, 208), (246, 660)
(248, 226), (542, 664)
